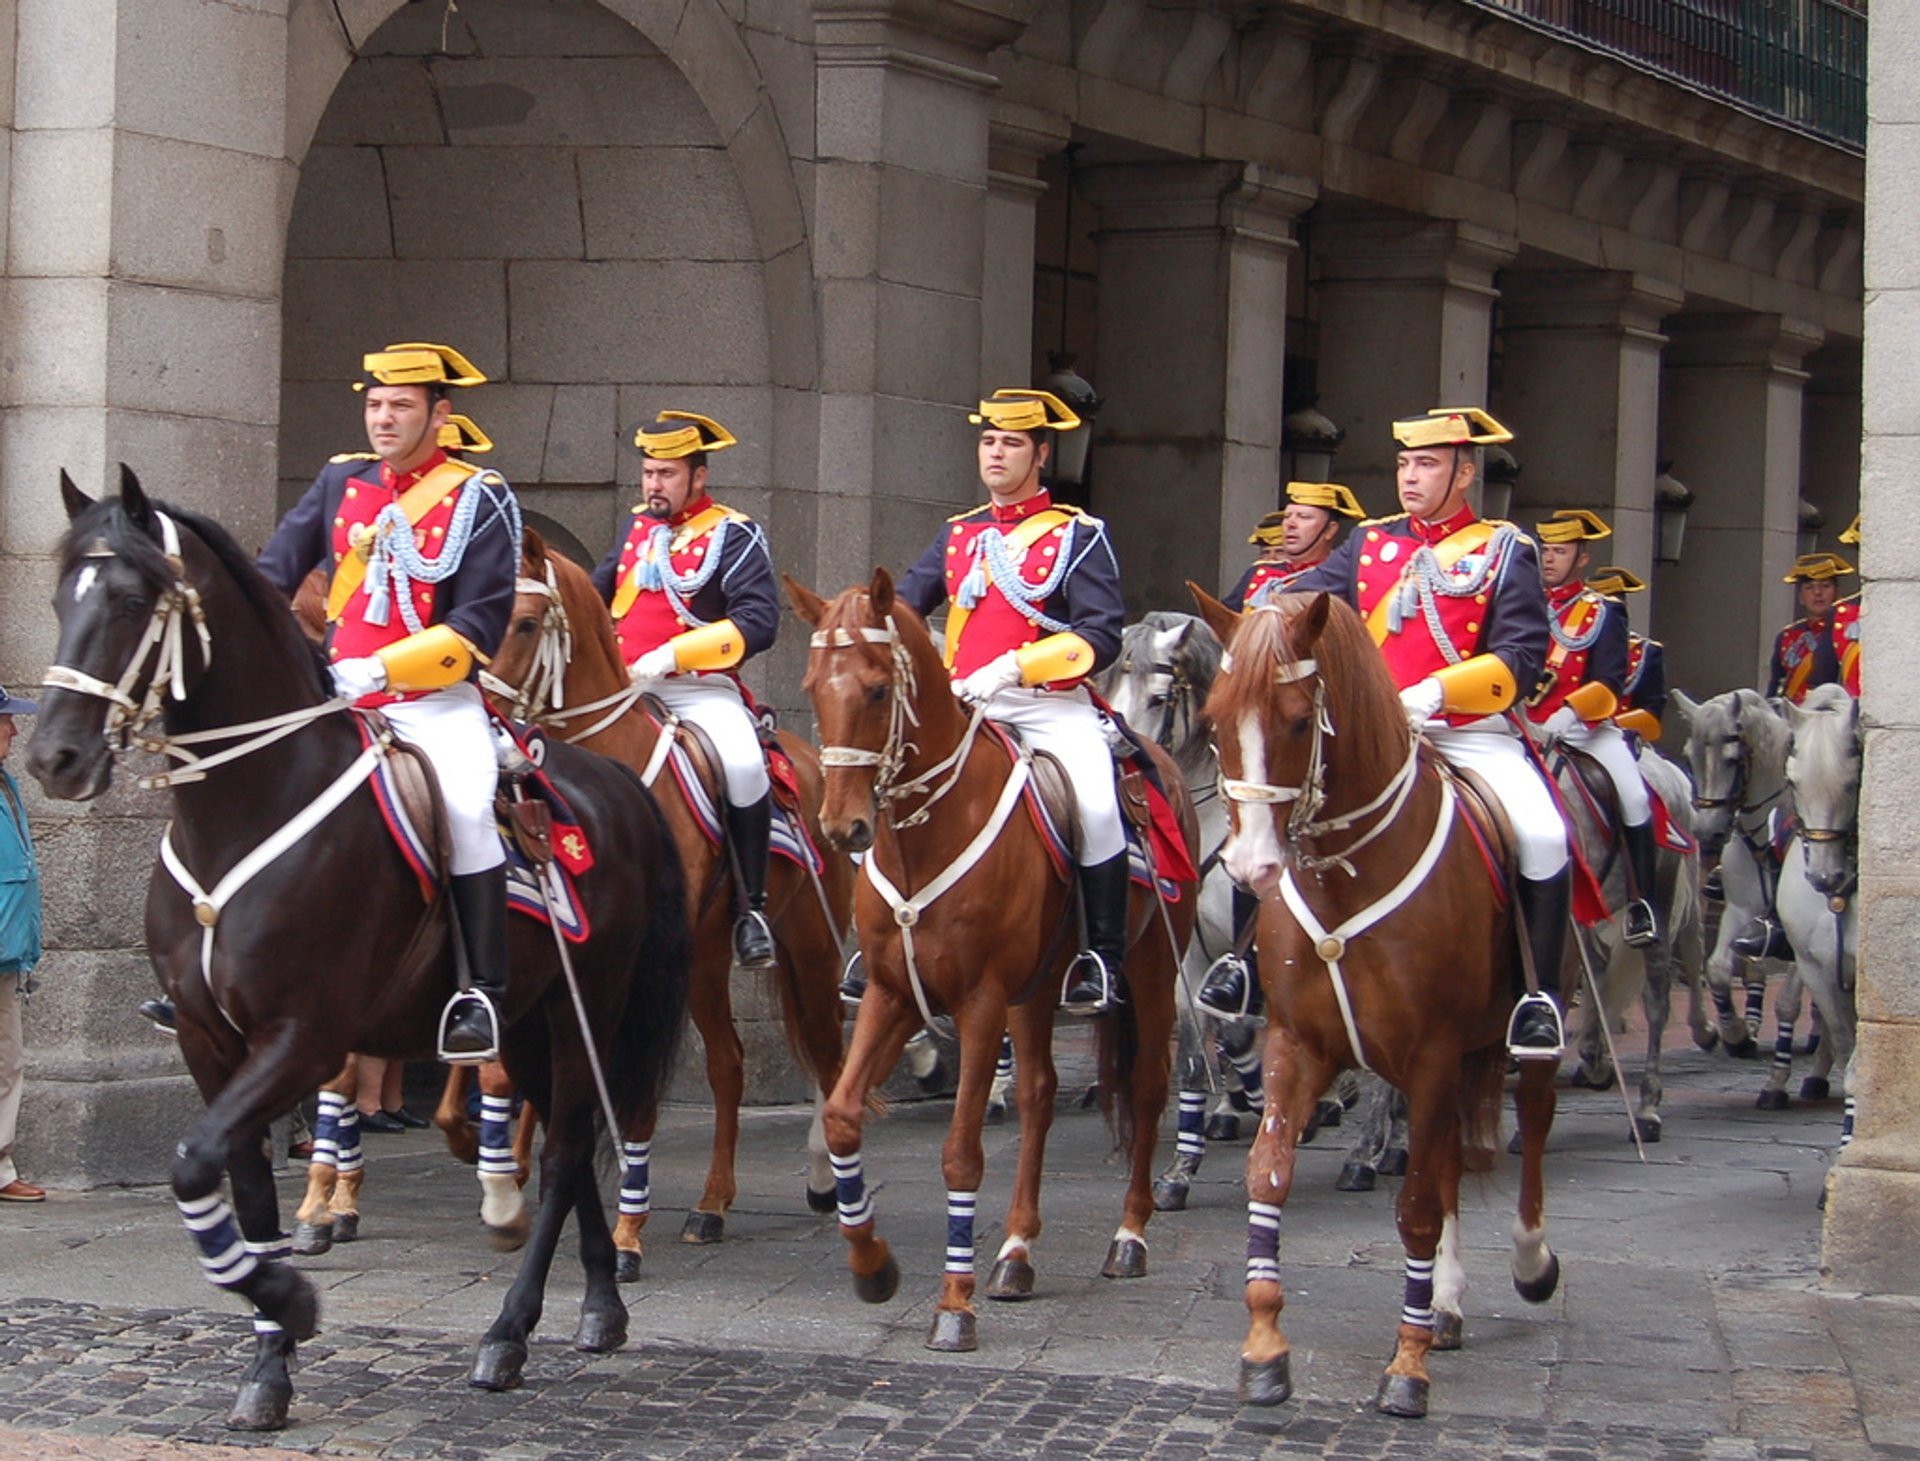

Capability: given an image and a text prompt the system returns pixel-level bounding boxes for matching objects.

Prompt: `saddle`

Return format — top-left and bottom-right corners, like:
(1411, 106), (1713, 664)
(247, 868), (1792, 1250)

(1437, 758), (1515, 906)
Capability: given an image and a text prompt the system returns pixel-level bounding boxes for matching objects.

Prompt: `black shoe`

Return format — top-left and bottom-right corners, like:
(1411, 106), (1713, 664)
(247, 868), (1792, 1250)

(440, 868), (510, 1064)
(1062, 852), (1131, 1015)
(733, 909), (775, 969)
(1622, 821), (1660, 948)
(1196, 953), (1261, 1020)
(138, 998), (178, 1036)
(724, 795), (776, 969)
(388, 1107), (430, 1130)
(1702, 865), (1724, 902)
(358, 1109), (407, 1134)
(1623, 899), (1657, 948)
(838, 951), (866, 1005)
(1507, 993), (1565, 1060)
(1729, 916), (1792, 962)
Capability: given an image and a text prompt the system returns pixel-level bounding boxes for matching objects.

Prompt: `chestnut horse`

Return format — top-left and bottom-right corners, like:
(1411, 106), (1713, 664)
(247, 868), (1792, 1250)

(786, 569), (1196, 1353)
(482, 532), (850, 1273)
(1192, 588), (1560, 1418)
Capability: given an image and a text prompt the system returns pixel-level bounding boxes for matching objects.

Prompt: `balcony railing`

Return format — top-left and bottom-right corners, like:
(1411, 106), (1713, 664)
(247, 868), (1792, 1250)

(1463, 0), (1867, 152)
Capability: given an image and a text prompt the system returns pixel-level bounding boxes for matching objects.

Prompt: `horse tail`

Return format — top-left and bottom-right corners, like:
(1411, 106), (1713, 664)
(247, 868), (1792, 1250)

(1093, 999), (1141, 1156)
(1457, 1041), (1508, 1176)
(606, 763), (693, 1132)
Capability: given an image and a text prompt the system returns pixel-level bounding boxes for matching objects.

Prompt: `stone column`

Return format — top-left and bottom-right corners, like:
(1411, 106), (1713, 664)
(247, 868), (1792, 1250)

(1824, 0), (1920, 1296)
(1311, 214), (1518, 513)
(1800, 349), (1863, 548)
(1496, 270), (1684, 630)
(1, 0), (294, 1184)
(1654, 314), (1824, 698)
(981, 119), (1059, 389)
(1079, 161), (1316, 612)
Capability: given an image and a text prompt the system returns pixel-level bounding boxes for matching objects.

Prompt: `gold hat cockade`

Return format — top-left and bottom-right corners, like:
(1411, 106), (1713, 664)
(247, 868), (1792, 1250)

(436, 414), (493, 454)
(633, 411), (738, 460)
(1535, 508), (1613, 545)
(1586, 565), (1646, 597)
(1390, 406), (1513, 450)
(1838, 513), (1861, 546)
(968, 389), (1083, 434)
(1286, 481), (1365, 519)
(354, 342), (488, 392)
(1784, 552), (1855, 585)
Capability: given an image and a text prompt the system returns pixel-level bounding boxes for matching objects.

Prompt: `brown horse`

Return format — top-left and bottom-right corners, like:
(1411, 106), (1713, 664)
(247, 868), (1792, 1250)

(484, 531), (850, 1275)
(1191, 588), (1560, 1417)
(785, 569), (1195, 1352)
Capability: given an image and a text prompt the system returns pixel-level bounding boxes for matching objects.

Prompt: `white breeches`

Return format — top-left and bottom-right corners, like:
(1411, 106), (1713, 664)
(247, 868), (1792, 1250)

(1424, 719), (1570, 882)
(1558, 720), (1651, 825)
(984, 686), (1126, 864)
(381, 682), (503, 876)
(643, 674), (770, 806)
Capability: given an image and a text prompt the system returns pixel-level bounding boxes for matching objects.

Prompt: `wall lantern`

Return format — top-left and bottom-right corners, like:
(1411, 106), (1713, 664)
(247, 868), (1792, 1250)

(1654, 464), (1694, 565)
(1281, 404), (1346, 485)
(1041, 351), (1102, 488)
(1481, 445), (1520, 524)
(1797, 498), (1826, 558)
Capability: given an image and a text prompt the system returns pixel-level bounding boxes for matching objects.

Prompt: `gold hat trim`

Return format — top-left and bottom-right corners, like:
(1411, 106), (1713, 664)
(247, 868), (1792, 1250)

(1391, 406), (1513, 450)
(1838, 512), (1861, 546)
(1286, 481), (1365, 520)
(634, 410), (738, 459)
(1247, 511), (1288, 546)
(1784, 552), (1855, 584)
(357, 342), (487, 390)
(1586, 565), (1646, 596)
(437, 414), (492, 454)
(1535, 508), (1613, 544)
(968, 388), (1083, 433)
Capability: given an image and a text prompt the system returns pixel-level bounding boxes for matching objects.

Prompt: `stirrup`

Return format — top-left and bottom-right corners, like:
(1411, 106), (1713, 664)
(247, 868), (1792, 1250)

(1061, 950), (1120, 1016)
(438, 990), (500, 1065)
(839, 950), (866, 1006)
(1195, 952), (1259, 1022)
(733, 908), (775, 968)
(138, 998), (179, 1037)
(1729, 916), (1790, 962)
(1506, 992), (1565, 1062)
(1701, 865), (1724, 903)
(1622, 898), (1658, 949)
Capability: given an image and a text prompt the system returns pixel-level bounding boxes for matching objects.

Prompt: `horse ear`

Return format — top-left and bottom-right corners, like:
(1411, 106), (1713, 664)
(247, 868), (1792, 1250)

(1669, 689), (1697, 726)
(1187, 581), (1240, 644)
(119, 463), (155, 533)
(783, 573), (827, 627)
(1299, 591), (1333, 647)
(869, 566), (895, 618)
(522, 526), (547, 572)
(60, 470), (95, 522)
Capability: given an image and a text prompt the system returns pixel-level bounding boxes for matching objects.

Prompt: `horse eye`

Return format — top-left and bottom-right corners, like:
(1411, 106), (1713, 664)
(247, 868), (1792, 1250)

(514, 616), (540, 634)
(865, 683), (887, 705)
(119, 593), (152, 620)
(1147, 694), (1166, 708)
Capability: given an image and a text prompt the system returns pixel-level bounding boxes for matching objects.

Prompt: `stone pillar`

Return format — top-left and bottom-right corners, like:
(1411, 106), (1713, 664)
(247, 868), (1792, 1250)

(810, 0), (1034, 596)
(1496, 270), (1684, 630)
(981, 120), (1059, 388)
(1801, 348), (1863, 549)
(1654, 314), (1823, 699)
(1824, 0), (1920, 1296)
(1, 0), (294, 1184)
(1080, 161), (1315, 612)
(1311, 215), (1518, 513)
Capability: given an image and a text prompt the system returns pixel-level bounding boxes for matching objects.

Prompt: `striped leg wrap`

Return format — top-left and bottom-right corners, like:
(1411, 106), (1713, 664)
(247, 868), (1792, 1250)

(1244, 1200), (1282, 1287)
(1229, 1044), (1264, 1110)
(477, 1094), (517, 1179)
(1176, 1090), (1207, 1159)
(619, 1140), (652, 1217)
(252, 1315), (285, 1338)
(244, 1237), (292, 1338)
(333, 1108), (363, 1175)
(1743, 981), (1767, 1023)
(177, 1193), (258, 1290)
(310, 1091), (345, 1171)
(1842, 1096), (1856, 1147)
(945, 1189), (977, 1276)
(1771, 1024), (1794, 1073)
(1711, 987), (1736, 1024)
(996, 1036), (1015, 1086)
(1401, 1256), (1436, 1329)
(831, 1149), (874, 1229)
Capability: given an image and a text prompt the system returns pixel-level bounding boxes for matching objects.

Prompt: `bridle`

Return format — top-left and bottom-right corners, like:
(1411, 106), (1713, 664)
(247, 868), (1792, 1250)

(477, 563), (575, 725)
(1117, 648), (1196, 752)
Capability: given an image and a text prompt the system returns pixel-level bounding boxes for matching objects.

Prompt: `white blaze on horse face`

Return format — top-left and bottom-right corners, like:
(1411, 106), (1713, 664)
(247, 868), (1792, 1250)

(73, 565), (99, 603)
(1223, 711), (1285, 895)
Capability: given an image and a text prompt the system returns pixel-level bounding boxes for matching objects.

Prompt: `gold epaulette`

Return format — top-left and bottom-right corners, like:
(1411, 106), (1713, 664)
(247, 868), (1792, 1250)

(946, 504), (992, 524)
(329, 452), (379, 464)
(1361, 512), (1411, 531)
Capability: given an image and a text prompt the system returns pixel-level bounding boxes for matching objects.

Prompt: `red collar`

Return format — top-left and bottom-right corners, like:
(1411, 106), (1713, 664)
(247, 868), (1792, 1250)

(671, 493), (715, 527)
(379, 449), (450, 493)
(1801, 617), (1829, 634)
(1408, 505), (1477, 545)
(1546, 580), (1585, 610)
(989, 490), (1054, 526)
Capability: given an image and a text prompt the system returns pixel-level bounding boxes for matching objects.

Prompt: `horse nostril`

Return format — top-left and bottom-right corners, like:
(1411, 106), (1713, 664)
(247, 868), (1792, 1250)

(847, 820), (873, 854)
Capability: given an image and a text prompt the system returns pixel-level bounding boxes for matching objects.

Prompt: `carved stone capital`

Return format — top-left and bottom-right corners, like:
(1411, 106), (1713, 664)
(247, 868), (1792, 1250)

(813, 0), (1036, 84)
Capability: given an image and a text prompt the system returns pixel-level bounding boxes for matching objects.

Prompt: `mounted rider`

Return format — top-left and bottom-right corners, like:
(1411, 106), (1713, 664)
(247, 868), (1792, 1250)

(589, 411), (781, 968)
(1767, 552), (1856, 705)
(895, 388), (1130, 1014)
(1224, 481), (1366, 611)
(1584, 566), (1667, 742)
(1525, 510), (1659, 948)
(256, 341), (522, 1063)
(1236, 406), (1570, 1058)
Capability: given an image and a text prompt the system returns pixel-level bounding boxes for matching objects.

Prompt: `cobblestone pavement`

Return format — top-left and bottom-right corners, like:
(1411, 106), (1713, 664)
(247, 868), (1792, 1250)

(1, 1019), (1916, 1458)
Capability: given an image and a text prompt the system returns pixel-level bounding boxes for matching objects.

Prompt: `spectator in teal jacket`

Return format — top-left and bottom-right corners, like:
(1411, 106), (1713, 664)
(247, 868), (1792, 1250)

(0, 686), (44, 1203)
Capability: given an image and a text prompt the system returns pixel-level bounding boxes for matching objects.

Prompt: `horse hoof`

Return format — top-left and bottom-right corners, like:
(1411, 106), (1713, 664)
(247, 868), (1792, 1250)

(1316, 1100), (1343, 1129)
(226, 1379), (292, 1432)
(916, 1061), (948, 1096)
(1101, 1237), (1148, 1280)
(1800, 1077), (1831, 1101)
(1755, 1088), (1790, 1112)
(1728, 1037), (1759, 1060)
(1335, 1162), (1376, 1193)
(1513, 1251), (1561, 1304)
(470, 1339), (527, 1392)
(926, 1309), (977, 1352)
(853, 1252), (900, 1305)
(1695, 1027), (1720, 1052)
(573, 1309), (628, 1353)
(614, 1249), (641, 1284)
(1238, 1353), (1292, 1407)
(806, 1185), (837, 1215)
(289, 1221), (332, 1257)
(1204, 1112), (1241, 1143)
(1375, 1373), (1430, 1418)
(331, 1213), (359, 1244)
(680, 1210), (725, 1245)
(985, 1255), (1035, 1301)
(1570, 1066), (1618, 1092)
(984, 1100), (1007, 1127)
(1633, 1117), (1663, 1145)
(1152, 1179), (1190, 1213)
(1431, 1312), (1463, 1351)
(1377, 1148), (1408, 1177)
(486, 1215), (530, 1253)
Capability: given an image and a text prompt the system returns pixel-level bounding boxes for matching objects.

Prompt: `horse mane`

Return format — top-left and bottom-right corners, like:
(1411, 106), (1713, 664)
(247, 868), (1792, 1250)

(60, 495), (331, 697)
(537, 541), (626, 682)
(1735, 687), (1792, 772)
(1789, 683), (1859, 797)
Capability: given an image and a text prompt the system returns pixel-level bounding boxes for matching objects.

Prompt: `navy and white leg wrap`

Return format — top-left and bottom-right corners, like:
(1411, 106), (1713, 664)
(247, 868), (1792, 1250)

(477, 1093), (517, 1180)
(333, 1108), (363, 1175)
(1401, 1255), (1436, 1330)
(1842, 1096), (1856, 1147)
(619, 1140), (652, 1218)
(1744, 980), (1767, 1023)
(1230, 1044), (1264, 1110)
(1245, 1200), (1281, 1287)
(832, 1149), (874, 1230)
(178, 1193), (258, 1291)
(1771, 1022), (1794, 1075)
(995, 1037), (1015, 1087)
(1176, 1090), (1206, 1160)
(244, 1236), (292, 1335)
(945, 1189), (977, 1277)
(310, 1091), (346, 1171)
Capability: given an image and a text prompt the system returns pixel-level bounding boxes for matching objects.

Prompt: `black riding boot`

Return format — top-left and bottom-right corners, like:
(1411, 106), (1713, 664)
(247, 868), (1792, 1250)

(1508, 870), (1570, 1059)
(1062, 852), (1132, 1015)
(1622, 820), (1660, 948)
(439, 866), (511, 1064)
(1729, 880), (1793, 960)
(139, 998), (178, 1036)
(1197, 886), (1263, 1020)
(725, 794), (776, 969)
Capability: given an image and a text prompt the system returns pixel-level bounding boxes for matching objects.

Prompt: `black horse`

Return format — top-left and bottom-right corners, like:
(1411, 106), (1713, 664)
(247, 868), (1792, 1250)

(26, 469), (690, 1430)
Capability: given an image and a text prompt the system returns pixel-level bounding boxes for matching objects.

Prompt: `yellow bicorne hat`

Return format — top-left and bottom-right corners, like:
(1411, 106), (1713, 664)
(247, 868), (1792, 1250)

(1391, 406), (1513, 450)
(1586, 565), (1646, 597)
(355, 341), (488, 391)
(1286, 480), (1365, 520)
(1784, 552), (1855, 584)
(1838, 512), (1860, 546)
(1248, 511), (1288, 547)
(1535, 508), (1613, 545)
(633, 411), (738, 459)
(437, 414), (492, 454)
(968, 388), (1082, 433)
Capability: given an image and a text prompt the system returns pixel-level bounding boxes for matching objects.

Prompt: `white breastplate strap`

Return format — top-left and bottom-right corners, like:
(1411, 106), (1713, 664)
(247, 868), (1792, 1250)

(159, 740), (387, 1034)
(639, 711), (679, 788)
(1277, 777), (1456, 1073)
(862, 752), (1031, 1029)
